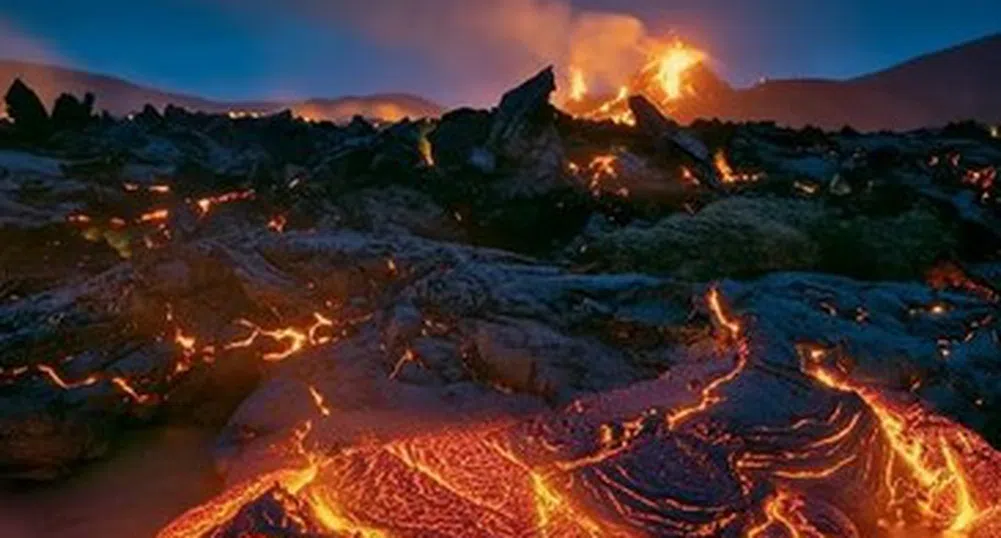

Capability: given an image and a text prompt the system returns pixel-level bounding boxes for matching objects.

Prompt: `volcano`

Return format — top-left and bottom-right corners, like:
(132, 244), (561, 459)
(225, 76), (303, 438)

(559, 33), (1001, 131)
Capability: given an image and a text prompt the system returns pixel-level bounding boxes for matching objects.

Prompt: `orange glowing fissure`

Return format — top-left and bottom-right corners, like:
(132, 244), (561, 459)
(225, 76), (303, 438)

(35, 363), (153, 404)
(666, 286), (748, 429)
(194, 189), (255, 217)
(225, 312), (335, 362)
(154, 288), (1001, 537)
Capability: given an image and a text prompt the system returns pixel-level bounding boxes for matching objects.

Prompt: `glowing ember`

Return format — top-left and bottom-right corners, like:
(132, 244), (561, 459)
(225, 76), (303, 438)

(267, 214), (288, 233)
(308, 385), (331, 417)
(36, 364), (99, 389)
(568, 66), (588, 102)
(194, 189), (255, 217)
(714, 150), (765, 184)
(418, 126), (436, 167)
(926, 261), (999, 303)
(138, 208), (170, 223)
(388, 348), (420, 380)
(110, 376), (153, 404)
(654, 42), (706, 101)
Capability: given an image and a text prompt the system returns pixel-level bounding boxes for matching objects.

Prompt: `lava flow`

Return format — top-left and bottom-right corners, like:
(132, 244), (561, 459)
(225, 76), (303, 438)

(800, 345), (1001, 535)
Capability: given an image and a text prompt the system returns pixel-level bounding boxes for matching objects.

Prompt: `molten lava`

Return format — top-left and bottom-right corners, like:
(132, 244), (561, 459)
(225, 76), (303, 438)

(800, 345), (1001, 533)
(154, 288), (1001, 538)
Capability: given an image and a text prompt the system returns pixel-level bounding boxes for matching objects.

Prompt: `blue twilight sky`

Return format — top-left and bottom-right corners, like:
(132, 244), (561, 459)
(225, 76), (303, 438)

(0, 0), (999, 107)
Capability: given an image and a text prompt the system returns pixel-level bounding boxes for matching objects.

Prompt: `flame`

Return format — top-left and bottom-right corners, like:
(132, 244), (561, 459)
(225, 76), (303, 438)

(558, 39), (705, 124)
(653, 42), (705, 101)
(138, 208), (170, 223)
(418, 126), (436, 167)
(714, 150), (764, 184)
(568, 66), (588, 101)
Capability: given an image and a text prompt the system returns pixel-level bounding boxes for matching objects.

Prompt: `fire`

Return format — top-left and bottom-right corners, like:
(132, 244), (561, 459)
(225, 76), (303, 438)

(418, 124), (436, 167)
(654, 42), (705, 101)
(714, 150), (765, 184)
(227, 110), (263, 120)
(568, 66), (588, 102)
(558, 39), (706, 125)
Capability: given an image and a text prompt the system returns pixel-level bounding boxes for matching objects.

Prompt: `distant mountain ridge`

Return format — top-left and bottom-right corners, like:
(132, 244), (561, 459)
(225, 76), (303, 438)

(2, 32), (1000, 130)
(0, 59), (442, 123)
(672, 32), (1001, 130)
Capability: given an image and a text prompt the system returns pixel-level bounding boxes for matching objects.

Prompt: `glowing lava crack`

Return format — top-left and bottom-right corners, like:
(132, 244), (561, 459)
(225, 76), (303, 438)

(156, 288), (1001, 538)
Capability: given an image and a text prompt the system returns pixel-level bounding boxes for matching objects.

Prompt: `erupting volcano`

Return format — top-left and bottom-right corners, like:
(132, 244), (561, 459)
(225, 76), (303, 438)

(3, 4), (1001, 538)
(558, 40), (708, 126)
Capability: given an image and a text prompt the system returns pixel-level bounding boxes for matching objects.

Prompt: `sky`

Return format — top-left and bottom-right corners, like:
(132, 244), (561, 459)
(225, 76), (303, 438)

(0, 0), (999, 107)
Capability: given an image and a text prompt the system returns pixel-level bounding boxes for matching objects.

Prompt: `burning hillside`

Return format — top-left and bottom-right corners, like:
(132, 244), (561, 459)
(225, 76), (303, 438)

(2, 54), (1001, 538)
(558, 40), (708, 126)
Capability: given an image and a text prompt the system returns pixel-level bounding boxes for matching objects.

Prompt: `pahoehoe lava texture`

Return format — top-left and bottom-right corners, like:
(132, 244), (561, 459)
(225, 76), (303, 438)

(2, 72), (1001, 537)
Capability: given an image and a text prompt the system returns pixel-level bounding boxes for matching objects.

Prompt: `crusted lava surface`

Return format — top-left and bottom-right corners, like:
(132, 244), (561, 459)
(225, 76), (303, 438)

(2, 71), (1001, 537)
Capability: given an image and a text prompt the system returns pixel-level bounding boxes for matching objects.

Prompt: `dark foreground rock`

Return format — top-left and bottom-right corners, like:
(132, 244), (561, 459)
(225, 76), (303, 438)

(1, 76), (1001, 537)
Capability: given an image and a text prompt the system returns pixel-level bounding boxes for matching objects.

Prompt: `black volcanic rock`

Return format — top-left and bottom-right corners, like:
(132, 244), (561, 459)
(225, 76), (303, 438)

(2, 68), (1001, 538)
(4, 78), (50, 141)
(487, 65), (557, 152)
(50, 92), (95, 131)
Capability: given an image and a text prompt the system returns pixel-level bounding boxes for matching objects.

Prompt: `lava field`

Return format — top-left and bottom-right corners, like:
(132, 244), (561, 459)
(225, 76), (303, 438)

(2, 67), (1001, 537)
